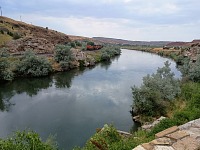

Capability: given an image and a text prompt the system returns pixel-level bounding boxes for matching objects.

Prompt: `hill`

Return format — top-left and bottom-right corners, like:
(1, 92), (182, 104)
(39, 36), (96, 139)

(0, 16), (70, 54)
(166, 39), (200, 47)
(93, 37), (171, 46)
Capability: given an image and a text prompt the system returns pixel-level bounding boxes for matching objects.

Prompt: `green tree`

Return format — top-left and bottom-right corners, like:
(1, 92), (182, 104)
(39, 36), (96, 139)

(15, 51), (52, 77)
(132, 61), (181, 116)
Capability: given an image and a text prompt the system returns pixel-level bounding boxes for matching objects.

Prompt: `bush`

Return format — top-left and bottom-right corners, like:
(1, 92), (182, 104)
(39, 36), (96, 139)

(54, 45), (74, 70)
(148, 118), (177, 137)
(0, 130), (57, 150)
(70, 42), (76, 48)
(75, 40), (82, 47)
(87, 41), (94, 46)
(7, 31), (13, 37)
(0, 48), (14, 81)
(54, 45), (74, 62)
(132, 61), (180, 116)
(188, 55), (200, 82)
(15, 51), (52, 77)
(100, 47), (121, 61)
(13, 32), (22, 40)
(180, 55), (200, 82)
(77, 124), (136, 150)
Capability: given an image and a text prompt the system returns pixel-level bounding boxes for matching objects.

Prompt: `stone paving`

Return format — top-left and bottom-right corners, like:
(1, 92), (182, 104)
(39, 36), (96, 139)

(133, 118), (200, 150)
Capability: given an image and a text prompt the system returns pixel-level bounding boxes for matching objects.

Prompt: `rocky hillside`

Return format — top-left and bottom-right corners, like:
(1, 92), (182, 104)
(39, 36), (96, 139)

(166, 39), (200, 47)
(0, 16), (70, 54)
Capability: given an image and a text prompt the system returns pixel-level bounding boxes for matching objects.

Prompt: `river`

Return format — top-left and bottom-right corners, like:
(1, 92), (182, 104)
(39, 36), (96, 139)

(0, 49), (181, 149)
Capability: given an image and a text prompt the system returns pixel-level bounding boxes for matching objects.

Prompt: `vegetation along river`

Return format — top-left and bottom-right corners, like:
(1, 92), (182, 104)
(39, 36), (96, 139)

(0, 49), (181, 149)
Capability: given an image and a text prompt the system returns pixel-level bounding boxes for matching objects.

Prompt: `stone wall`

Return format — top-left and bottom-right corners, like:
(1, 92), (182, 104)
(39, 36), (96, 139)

(133, 118), (200, 150)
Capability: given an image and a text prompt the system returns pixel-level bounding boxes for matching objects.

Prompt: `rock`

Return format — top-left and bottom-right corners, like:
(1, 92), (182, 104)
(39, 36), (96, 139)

(155, 126), (179, 139)
(172, 136), (200, 150)
(117, 130), (132, 137)
(178, 118), (200, 142)
(132, 145), (146, 150)
(142, 116), (166, 131)
(142, 124), (152, 131)
(166, 130), (190, 141)
(150, 137), (173, 146)
(154, 145), (175, 150)
(6, 37), (54, 54)
(133, 115), (140, 122)
(141, 143), (154, 150)
(152, 116), (166, 127)
(133, 118), (200, 150)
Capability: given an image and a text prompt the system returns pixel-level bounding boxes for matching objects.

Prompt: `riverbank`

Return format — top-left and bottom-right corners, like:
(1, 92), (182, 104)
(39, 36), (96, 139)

(75, 72), (200, 150)
(0, 45), (121, 81)
(75, 44), (200, 149)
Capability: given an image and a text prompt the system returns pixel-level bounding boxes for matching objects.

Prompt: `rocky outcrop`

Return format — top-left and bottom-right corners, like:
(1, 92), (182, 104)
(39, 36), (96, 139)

(71, 48), (96, 67)
(183, 43), (200, 62)
(6, 37), (54, 54)
(142, 117), (166, 131)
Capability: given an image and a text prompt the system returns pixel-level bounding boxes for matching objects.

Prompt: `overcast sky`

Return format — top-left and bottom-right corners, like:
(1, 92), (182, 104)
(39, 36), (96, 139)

(1, 0), (200, 41)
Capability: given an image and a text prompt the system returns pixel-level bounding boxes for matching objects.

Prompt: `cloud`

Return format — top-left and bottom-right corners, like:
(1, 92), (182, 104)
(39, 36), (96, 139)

(2, 0), (200, 41)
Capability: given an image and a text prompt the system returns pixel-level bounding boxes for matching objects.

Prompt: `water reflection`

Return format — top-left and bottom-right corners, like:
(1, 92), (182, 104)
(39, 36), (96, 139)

(0, 49), (181, 149)
(0, 59), (114, 112)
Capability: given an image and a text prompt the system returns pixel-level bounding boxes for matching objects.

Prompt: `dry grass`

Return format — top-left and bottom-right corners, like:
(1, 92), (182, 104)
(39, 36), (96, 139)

(166, 98), (187, 118)
(0, 34), (12, 46)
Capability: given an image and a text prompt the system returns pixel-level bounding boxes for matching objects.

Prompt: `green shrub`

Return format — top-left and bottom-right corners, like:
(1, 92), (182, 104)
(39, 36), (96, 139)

(54, 45), (74, 70)
(180, 55), (200, 82)
(13, 32), (22, 40)
(101, 50), (111, 61)
(70, 42), (76, 48)
(0, 130), (58, 150)
(77, 124), (136, 150)
(15, 51), (52, 77)
(132, 61), (181, 116)
(188, 55), (200, 82)
(7, 31), (13, 37)
(176, 55), (185, 65)
(100, 47), (121, 61)
(0, 48), (14, 81)
(75, 41), (82, 47)
(54, 45), (74, 62)
(148, 118), (177, 137)
(87, 41), (94, 46)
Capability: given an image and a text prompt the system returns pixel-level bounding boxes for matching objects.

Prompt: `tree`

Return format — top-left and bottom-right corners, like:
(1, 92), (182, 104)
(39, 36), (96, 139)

(132, 61), (181, 116)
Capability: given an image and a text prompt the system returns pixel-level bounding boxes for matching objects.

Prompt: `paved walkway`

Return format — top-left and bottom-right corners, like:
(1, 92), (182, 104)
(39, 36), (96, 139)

(133, 118), (200, 150)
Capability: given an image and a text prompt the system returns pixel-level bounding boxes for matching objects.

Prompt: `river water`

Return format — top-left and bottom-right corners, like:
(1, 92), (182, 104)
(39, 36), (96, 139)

(0, 49), (181, 149)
